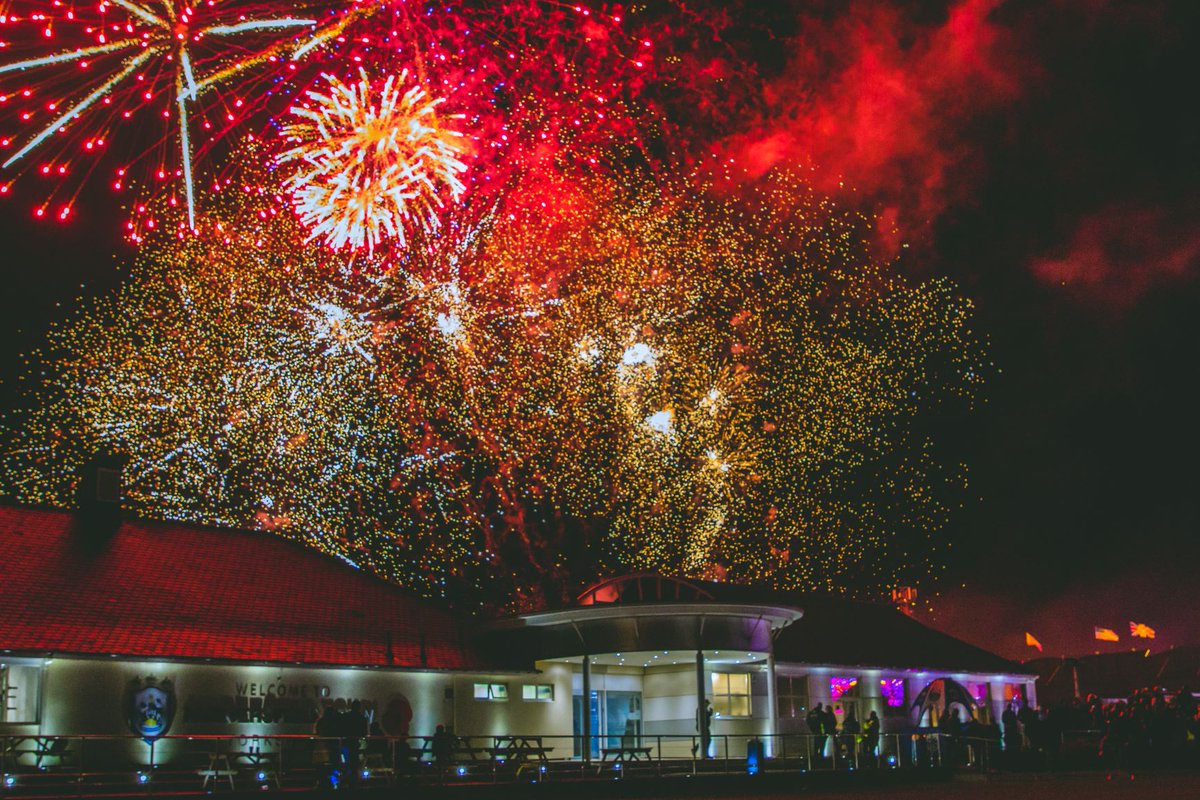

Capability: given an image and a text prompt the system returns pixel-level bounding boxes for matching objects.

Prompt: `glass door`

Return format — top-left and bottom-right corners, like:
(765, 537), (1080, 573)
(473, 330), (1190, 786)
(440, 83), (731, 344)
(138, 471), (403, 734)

(572, 691), (603, 758)
(606, 691), (642, 749)
(574, 690), (642, 757)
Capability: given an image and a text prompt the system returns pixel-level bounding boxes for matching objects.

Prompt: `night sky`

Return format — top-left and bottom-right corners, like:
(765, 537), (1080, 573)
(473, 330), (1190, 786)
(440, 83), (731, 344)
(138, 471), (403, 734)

(1, 0), (1197, 661)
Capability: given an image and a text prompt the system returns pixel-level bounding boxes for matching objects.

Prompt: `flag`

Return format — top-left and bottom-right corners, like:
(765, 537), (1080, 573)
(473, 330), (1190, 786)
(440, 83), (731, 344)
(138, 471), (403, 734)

(1025, 632), (1043, 652)
(1129, 621), (1156, 639)
(1094, 626), (1120, 642)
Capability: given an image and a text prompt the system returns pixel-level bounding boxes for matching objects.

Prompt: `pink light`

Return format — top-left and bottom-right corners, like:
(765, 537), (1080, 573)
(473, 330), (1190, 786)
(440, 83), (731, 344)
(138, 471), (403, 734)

(830, 677), (857, 700)
(880, 679), (905, 707)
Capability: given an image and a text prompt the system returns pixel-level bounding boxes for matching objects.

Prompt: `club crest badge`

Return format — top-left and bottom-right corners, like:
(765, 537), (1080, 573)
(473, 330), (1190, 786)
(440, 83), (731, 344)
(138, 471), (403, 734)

(126, 676), (175, 740)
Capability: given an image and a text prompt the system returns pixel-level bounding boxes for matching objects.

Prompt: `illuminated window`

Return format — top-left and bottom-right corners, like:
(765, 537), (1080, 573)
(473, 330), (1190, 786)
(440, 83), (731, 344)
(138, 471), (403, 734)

(1, 663), (40, 724)
(829, 676), (858, 700)
(711, 672), (751, 718)
(776, 675), (809, 719)
(880, 679), (906, 708)
(1003, 683), (1027, 709)
(968, 682), (991, 722)
(522, 684), (554, 701)
(472, 683), (508, 701)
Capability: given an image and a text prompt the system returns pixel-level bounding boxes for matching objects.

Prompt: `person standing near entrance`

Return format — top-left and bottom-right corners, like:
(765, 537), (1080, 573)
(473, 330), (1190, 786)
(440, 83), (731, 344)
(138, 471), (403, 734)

(863, 710), (881, 765)
(431, 724), (454, 782)
(808, 703), (827, 761)
(822, 704), (838, 759)
(1002, 703), (1021, 754)
(841, 707), (861, 766)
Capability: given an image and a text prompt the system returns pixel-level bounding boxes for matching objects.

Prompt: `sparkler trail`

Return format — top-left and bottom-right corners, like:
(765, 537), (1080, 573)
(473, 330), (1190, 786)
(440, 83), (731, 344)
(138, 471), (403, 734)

(0, 1), (366, 224)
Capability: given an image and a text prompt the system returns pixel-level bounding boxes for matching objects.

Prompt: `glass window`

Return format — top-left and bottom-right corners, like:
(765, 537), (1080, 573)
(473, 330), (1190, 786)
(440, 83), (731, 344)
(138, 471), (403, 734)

(711, 672), (751, 718)
(880, 678), (906, 707)
(776, 675), (809, 719)
(1002, 683), (1026, 709)
(473, 683), (508, 701)
(830, 676), (859, 700)
(967, 682), (991, 723)
(522, 684), (554, 701)
(1, 663), (40, 724)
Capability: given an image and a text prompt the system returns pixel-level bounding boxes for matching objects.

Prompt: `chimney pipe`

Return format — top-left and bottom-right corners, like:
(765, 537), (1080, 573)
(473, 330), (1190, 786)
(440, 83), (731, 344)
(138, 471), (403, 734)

(76, 452), (128, 539)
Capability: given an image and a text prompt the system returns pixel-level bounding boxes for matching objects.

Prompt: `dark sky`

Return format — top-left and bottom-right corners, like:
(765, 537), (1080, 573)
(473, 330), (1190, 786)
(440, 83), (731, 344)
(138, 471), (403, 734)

(1, 0), (1197, 660)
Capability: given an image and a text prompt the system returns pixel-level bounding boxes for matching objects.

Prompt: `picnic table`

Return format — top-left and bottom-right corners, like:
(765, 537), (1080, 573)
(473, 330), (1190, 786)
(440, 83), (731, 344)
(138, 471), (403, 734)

(600, 745), (653, 763)
(2, 736), (72, 770)
(198, 753), (236, 790)
(417, 734), (488, 763)
(200, 746), (280, 789)
(233, 749), (281, 786)
(488, 735), (553, 767)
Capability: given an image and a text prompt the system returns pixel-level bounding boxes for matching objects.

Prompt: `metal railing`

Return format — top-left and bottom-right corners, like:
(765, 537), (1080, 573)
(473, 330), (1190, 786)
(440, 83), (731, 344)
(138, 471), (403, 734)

(0, 730), (1033, 793)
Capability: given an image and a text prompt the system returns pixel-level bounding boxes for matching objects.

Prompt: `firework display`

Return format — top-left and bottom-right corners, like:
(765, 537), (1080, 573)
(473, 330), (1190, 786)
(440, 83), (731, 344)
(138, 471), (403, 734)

(0, 1), (731, 235)
(279, 68), (466, 252)
(2, 2), (987, 608)
(0, 0), (366, 224)
(4, 145), (984, 604)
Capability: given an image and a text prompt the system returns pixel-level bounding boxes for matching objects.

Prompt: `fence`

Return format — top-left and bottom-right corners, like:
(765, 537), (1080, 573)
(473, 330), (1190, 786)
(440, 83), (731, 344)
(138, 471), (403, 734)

(0, 731), (1005, 794)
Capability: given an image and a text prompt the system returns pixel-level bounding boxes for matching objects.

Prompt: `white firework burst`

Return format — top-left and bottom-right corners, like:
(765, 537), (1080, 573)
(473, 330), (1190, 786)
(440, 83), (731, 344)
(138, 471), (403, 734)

(278, 68), (467, 253)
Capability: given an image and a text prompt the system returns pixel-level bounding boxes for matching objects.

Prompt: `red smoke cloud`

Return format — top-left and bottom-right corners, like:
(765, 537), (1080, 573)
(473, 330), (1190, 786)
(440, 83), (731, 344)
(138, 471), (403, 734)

(920, 558), (1200, 662)
(721, 0), (1028, 254)
(1031, 206), (1200, 304)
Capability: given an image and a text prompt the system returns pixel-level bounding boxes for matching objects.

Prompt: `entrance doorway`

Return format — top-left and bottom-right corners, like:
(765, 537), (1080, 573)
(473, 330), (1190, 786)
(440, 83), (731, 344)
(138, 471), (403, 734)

(573, 690), (643, 757)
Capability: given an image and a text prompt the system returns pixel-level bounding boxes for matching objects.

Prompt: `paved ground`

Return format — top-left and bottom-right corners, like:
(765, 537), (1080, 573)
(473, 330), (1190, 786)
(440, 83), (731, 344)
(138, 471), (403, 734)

(5, 770), (1196, 799)
(693, 772), (1200, 800)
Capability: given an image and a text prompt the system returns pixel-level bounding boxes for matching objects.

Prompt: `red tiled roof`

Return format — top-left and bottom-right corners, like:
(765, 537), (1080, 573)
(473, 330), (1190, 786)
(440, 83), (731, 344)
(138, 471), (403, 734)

(0, 505), (484, 670)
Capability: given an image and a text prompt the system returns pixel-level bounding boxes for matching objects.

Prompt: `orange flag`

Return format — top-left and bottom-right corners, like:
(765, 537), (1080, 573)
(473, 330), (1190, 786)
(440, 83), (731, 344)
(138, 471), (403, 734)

(1094, 626), (1120, 642)
(1025, 632), (1043, 652)
(1129, 621), (1156, 639)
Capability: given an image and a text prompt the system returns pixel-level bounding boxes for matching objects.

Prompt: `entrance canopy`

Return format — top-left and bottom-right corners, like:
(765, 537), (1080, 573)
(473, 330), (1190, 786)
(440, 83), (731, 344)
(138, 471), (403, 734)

(485, 575), (802, 663)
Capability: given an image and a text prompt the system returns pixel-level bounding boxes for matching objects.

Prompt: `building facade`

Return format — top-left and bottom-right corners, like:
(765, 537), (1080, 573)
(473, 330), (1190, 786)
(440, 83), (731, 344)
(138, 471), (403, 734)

(0, 506), (1036, 760)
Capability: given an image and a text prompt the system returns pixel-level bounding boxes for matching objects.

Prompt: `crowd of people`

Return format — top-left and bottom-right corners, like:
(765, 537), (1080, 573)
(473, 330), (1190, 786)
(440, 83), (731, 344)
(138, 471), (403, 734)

(1008, 687), (1200, 768)
(312, 699), (390, 787)
(804, 703), (882, 764)
(797, 686), (1199, 771)
(305, 688), (1198, 781)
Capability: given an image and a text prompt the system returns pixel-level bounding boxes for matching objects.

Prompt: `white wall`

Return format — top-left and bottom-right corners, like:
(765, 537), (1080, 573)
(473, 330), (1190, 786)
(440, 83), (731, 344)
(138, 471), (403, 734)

(32, 655), (574, 765)
(452, 662), (573, 739)
(639, 663), (770, 758)
(21, 654), (1035, 768)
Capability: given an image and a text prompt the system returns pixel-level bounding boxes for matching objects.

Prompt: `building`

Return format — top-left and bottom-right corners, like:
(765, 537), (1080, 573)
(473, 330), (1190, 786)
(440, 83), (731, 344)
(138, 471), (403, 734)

(0, 503), (1037, 763)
